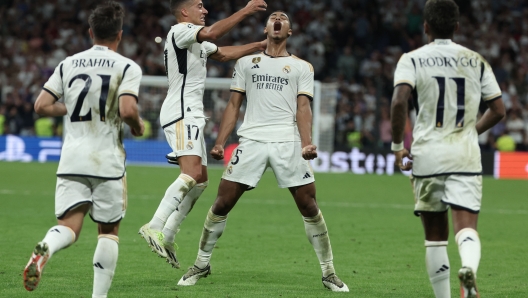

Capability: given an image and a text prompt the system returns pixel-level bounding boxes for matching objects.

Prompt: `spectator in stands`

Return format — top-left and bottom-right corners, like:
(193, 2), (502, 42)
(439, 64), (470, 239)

(506, 108), (527, 150)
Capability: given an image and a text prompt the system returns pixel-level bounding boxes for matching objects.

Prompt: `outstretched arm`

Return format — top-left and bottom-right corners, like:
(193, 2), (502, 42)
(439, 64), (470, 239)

(210, 40), (267, 62)
(210, 91), (245, 160)
(198, 0), (267, 42)
(390, 84), (413, 170)
(34, 90), (67, 117)
(296, 95), (317, 160)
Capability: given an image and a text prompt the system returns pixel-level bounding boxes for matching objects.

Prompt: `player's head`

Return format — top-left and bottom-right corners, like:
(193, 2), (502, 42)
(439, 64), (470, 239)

(88, 1), (124, 44)
(171, 0), (207, 25)
(264, 11), (292, 40)
(423, 0), (459, 39)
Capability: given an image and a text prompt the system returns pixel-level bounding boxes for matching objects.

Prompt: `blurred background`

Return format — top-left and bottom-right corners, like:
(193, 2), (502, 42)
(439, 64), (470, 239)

(1, 0), (527, 156)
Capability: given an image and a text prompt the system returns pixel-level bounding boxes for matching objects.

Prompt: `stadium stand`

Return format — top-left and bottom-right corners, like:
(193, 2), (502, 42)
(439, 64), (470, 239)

(1, 0), (527, 151)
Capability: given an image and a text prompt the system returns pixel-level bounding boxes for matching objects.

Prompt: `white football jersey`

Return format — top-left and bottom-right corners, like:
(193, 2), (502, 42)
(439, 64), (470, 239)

(230, 53), (314, 142)
(160, 23), (218, 128)
(394, 39), (501, 177)
(43, 45), (142, 179)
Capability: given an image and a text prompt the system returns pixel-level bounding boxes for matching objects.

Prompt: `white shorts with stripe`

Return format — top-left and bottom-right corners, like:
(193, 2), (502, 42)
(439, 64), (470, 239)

(55, 175), (128, 223)
(411, 174), (482, 216)
(222, 138), (315, 189)
(163, 117), (207, 166)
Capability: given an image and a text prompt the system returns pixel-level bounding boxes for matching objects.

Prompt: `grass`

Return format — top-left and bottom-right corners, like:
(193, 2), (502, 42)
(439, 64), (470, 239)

(0, 162), (527, 297)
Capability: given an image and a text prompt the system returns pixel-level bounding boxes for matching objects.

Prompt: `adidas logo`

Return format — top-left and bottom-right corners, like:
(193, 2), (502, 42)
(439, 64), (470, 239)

(251, 64), (260, 69)
(461, 237), (474, 244)
(94, 262), (104, 269)
(303, 172), (311, 179)
(187, 107), (191, 112)
(149, 237), (164, 253)
(51, 228), (60, 233)
(435, 264), (449, 273)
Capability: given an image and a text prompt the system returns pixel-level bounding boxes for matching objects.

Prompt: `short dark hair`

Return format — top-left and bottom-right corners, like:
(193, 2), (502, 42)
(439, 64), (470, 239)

(88, 1), (125, 42)
(170, 0), (192, 15)
(423, 0), (459, 38)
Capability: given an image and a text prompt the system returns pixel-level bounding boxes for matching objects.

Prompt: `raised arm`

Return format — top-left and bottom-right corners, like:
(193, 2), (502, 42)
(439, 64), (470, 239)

(210, 40), (267, 62)
(476, 98), (505, 135)
(198, 0), (267, 42)
(210, 91), (245, 160)
(390, 84), (413, 170)
(34, 91), (67, 117)
(297, 95), (317, 160)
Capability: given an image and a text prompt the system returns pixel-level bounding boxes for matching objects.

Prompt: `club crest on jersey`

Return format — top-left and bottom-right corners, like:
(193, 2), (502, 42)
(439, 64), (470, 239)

(283, 65), (291, 74)
(226, 166), (233, 175)
(187, 141), (194, 150)
(252, 57), (261, 64)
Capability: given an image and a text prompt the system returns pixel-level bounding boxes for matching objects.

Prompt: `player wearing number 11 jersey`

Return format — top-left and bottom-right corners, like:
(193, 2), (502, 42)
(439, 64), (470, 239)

(390, 1), (505, 297)
(23, 2), (144, 297)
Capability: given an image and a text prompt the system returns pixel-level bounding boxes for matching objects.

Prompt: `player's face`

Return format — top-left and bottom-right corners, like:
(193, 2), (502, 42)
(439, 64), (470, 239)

(186, 0), (208, 25)
(265, 12), (292, 40)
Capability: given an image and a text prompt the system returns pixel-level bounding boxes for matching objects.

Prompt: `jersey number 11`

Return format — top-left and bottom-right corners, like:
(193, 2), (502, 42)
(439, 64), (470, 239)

(433, 76), (465, 128)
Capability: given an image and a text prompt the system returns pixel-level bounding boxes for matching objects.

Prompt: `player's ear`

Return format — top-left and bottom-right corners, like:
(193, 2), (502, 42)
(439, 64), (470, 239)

(117, 30), (123, 43)
(423, 21), (429, 35)
(88, 28), (94, 41)
(287, 29), (292, 38)
(180, 7), (188, 18)
(454, 22), (460, 33)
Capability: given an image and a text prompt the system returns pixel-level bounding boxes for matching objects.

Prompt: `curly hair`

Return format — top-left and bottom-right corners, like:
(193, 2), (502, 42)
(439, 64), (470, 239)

(423, 0), (459, 38)
(88, 1), (124, 42)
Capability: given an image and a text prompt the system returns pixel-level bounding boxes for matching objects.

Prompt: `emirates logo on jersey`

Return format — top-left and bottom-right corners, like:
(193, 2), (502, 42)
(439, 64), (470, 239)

(283, 65), (291, 74)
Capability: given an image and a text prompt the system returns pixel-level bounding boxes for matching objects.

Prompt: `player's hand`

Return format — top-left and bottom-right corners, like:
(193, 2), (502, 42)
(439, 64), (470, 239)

(244, 0), (267, 15)
(258, 39), (267, 51)
(210, 144), (225, 160)
(131, 118), (145, 137)
(394, 148), (413, 171)
(302, 144), (318, 160)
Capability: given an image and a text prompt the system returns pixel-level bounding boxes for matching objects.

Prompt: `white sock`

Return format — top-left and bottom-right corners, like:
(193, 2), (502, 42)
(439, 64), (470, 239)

(425, 241), (451, 298)
(149, 174), (196, 231)
(42, 225), (76, 256)
(456, 228), (481, 277)
(93, 235), (119, 298)
(194, 208), (227, 269)
(303, 210), (335, 277)
(162, 181), (208, 243)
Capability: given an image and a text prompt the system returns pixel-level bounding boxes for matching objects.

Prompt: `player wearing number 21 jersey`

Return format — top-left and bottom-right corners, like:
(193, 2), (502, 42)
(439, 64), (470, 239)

(44, 45), (142, 178)
(390, 1), (505, 297)
(23, 3), (144, 297)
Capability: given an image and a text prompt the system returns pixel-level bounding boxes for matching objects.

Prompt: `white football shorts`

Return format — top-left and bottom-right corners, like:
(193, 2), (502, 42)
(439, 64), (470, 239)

(163, 117), (207, 166)
(222, 138), (315, 189)
(55, 175), (128, 223)
(411, 174), (482, 216)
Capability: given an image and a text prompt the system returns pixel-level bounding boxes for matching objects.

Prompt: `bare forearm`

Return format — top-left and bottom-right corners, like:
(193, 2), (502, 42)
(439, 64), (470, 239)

(476, 109), (503, 135)
(391, 100), (408, 144)
(214, 43), (263, 62)
(36, 102), (67, 117)
(216, 105), (239, 146)
(200, 9), (249, 41)
(296, 106), (313, 148)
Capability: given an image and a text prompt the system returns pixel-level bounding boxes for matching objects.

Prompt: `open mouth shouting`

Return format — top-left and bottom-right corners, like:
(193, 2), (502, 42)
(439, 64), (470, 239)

(273, 21), (282, 34)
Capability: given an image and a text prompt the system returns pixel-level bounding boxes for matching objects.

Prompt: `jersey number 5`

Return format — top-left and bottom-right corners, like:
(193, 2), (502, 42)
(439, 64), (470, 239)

(69, 74), (111, 122)
(433, 76), (465, 128)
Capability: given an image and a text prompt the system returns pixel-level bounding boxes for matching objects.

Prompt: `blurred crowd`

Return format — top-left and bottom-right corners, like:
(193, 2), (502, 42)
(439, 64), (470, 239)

(1, 0), (528, 152)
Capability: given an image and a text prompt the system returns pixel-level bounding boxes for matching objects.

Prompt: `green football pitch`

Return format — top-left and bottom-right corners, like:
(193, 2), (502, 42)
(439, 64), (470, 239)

(1, 162), (527, 297)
